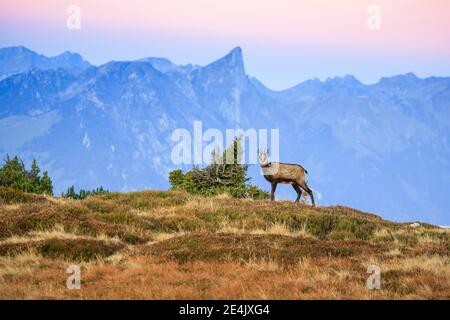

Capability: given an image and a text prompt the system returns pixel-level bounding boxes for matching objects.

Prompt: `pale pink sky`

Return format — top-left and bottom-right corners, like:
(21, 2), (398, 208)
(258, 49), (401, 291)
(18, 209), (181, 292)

(1, 0), (449, 88)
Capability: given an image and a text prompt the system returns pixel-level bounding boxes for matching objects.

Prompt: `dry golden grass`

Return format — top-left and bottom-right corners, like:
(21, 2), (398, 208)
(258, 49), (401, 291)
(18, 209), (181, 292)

(250, 222), (317, 239)
(0, 187), (448, 299)
(0, 224), (123, 245)
(0, 253), (447, 299)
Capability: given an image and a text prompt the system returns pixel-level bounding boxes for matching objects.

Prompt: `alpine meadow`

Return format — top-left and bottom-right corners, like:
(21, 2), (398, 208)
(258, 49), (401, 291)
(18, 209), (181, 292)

(0, 0), (449, 302)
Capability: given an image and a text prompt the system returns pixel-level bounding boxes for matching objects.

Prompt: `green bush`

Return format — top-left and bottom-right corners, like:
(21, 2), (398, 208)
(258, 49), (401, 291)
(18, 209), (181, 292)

(168, 170), (184, 189)
(168, 137), (269, 200)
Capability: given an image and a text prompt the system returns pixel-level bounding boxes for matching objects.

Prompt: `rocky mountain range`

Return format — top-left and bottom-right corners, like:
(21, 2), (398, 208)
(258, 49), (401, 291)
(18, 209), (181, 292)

(0, 46), (449, 224)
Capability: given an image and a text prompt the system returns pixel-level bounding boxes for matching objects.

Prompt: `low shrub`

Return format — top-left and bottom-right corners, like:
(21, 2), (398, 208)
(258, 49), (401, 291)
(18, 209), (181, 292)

(0, 187), (48, 205)
(169, 137), (269, 200)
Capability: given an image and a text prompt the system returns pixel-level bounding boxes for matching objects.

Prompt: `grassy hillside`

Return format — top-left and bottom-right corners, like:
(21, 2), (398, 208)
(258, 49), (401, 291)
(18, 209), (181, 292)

(0, 186), (448, 299)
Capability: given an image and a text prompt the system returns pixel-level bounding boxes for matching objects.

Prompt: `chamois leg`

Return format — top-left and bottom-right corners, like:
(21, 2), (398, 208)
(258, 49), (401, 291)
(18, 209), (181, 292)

(299, 182), (316, 207)
(308, 189), (316, 207)
(292, 184), (302, 202)
(271, 183), (277, 201)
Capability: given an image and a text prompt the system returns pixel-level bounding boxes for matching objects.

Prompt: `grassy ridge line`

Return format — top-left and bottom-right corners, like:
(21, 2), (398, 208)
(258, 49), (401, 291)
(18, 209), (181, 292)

(0, 186), (447, 260)
(0, 186), (448, 299)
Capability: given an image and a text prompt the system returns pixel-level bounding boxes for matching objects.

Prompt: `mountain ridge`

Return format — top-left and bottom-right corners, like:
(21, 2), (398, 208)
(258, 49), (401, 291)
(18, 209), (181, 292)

(2, 45), (447, 91)
(0, 46), (91, 80)
(0, 46), (449, 225)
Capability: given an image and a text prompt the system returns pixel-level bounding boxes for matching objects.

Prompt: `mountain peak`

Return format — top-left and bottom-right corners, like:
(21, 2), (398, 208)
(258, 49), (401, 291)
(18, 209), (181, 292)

(54, 51), (87, 62)
(199, 46), (245, 74)
(325, 75), (361, 85)
(59, 50), (74, 56)
(222, 46), (244, 69)
(1, 46), (32, 52)
(138, 57), (178, 73)
(193, 46), (246, 80)
(378, 72), (421, 87)
(0, 46), (35, 58)
(0, 46), (91, 78)
(228, 46), (243, 57)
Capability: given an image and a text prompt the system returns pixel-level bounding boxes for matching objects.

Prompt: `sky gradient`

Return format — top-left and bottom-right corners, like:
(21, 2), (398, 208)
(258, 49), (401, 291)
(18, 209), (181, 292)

(1, 0), (449, 89)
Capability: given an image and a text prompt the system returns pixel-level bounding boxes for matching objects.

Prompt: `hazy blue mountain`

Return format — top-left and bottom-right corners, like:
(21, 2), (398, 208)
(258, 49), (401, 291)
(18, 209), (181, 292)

(0, 46), (449, 225)
(138, 57), (199, 74)
(0, 46), (91, 80)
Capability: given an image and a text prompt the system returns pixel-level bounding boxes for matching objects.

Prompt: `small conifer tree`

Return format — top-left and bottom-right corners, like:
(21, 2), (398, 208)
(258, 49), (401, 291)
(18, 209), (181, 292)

(168, 136), (269, 199)
(0, 155), (53, 195)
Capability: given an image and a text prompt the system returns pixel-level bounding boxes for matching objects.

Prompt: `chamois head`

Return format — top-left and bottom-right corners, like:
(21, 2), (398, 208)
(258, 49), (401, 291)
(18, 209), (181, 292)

(258, 149), (270, 167)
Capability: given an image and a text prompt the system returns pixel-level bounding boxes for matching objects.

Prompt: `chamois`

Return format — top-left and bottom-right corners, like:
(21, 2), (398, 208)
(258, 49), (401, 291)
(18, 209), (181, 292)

(258, 150), (315, 206)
